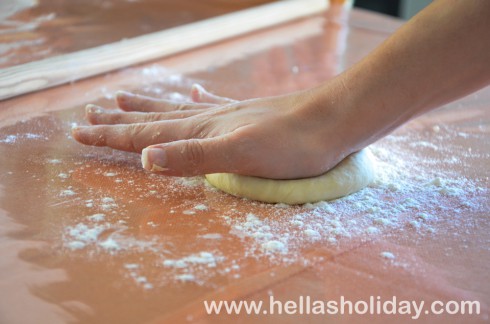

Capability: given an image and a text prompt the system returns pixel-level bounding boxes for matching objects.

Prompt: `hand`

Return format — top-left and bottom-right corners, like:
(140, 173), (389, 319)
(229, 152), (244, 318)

(72, 83), (354, 179)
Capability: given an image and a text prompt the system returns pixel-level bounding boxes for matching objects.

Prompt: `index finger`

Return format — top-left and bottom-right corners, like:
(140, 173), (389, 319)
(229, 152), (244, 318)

(72, 119), (203, 152)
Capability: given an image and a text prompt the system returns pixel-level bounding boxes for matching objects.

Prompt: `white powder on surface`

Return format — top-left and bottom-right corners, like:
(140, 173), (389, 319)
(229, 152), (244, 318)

(63, 221), (158, 254)
(66, 223), (107, 248)
(48, 158), (62, 164)
(124, 263), (139, 270)
(0, 133), (47, 144)
(199, 233), (222, 240)
(50, 83), (487, 290)
(60, 189), (76, 197)
(162, 252), (225, 284)
(67, 241), (86, 250)
(380, 252), (395, 260)
(163, 252), (222, 268)
(175, 177), (204, 187)
(87, 213), (105, 222)
(0, 135), (17, 143)
(176, 274), (195, 282)
(98, 238), (121, 251)
(193, 204), (208, 211)
(262, 240), (287, 254)
(100, 197), (118, 211)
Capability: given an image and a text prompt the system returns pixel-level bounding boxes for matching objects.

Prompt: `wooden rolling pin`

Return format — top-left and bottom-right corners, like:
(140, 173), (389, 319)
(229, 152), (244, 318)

(0, 0), (328, 101)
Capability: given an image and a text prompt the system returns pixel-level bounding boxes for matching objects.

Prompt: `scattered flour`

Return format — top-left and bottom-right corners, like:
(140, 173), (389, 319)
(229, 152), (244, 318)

(162, 252), (224, 284)
(64, 221), (158, 254)
(262, 240), (287, 254)
(380, 251), (396, 260)
(175, 177), (203, 187)
(65, 223), (108, 250)
(193, 204), (208, 211)
(54, 108), (486, 289)
(99, 238), (121, 251)
(0, 133), (47, 143)
(163, 252), (222, 268)
(48, 158), (62, 164)
(60, 189), (76, 197)
(199, 233), (222, 240)
(100, 197), (117, 211)
(124, 263), (139, 270)
(87, 213), (105, 222)
(176, 274), (195, 282)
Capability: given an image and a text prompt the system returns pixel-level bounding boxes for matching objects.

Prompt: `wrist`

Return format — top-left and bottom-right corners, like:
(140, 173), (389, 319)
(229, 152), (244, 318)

(315, 68), (419, 152)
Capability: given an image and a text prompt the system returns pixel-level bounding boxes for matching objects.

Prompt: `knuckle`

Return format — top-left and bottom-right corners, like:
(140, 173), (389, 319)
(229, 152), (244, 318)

(186, 116), (211, 138)
(176, 103), (191, 111)
(128, 124), (146, 151)
(182, 139), (205, 168)
(146, 113), (163, 122)
(109, 113), (124, 124)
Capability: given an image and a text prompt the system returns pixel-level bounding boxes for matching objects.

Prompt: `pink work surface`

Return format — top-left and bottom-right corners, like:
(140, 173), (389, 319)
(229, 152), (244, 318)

(0, 5), (489, 324)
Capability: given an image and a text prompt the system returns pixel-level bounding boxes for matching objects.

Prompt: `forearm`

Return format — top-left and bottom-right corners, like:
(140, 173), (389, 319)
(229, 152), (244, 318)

(313, 0), (490, 152)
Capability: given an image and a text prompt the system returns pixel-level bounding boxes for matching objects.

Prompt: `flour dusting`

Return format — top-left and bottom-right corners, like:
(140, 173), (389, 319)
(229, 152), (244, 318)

(49, 102), (486, 290)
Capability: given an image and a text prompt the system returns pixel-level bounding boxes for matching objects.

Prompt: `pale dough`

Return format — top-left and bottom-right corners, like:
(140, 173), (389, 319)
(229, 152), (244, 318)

(205, 148), (376, 204)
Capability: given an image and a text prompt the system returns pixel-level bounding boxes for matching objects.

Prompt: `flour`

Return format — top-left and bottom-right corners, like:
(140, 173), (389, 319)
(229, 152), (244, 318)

(199, 233), (222, 240)
(48, 159), (62, 164)
(58, 173), (69, 179)
(64, 220), (158, 253)
(262, 240), (287, 253)
(54, 89), (487, 289)
(60, 189), (76, 197)
(124, 263), (139, 270)
(162, 252), (225, 284)
(99, 238), (121, 251)
(163, 252), (222, 268)
(175, 176), (203, 187)
(380, 252), (395, 260)
(193, 204), (208, 211)
(0, 135), (17, 144)
(65, 223), (108, 250)
(0, 133), (46, 144)
(100, 197), (117, 211)
(87, 213), (105, 222)
(176, 274), (195, 282)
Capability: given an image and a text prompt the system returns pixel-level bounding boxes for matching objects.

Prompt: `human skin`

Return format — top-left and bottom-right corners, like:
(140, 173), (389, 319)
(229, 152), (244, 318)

(72, 0), (490, 179)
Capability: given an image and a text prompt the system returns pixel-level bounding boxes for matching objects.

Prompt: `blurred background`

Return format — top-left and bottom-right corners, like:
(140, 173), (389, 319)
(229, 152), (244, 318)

(355, 0), (431, 19)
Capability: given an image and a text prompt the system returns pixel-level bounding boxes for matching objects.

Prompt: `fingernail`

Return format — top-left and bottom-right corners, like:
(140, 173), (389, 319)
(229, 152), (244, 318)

(142, 147), (168, 171)
(72, 125), (86, 131)
(86, 104), (103, 114)
(191, 84), (203, 100)
(116, 90), (134, 99)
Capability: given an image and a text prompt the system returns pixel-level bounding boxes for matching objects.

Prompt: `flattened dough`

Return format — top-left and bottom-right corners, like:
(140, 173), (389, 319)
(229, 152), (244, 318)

(205, 148), (376, 204)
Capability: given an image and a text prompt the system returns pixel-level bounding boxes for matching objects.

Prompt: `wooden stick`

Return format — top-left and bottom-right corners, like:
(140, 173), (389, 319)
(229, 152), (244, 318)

(0, 0), (327, 101)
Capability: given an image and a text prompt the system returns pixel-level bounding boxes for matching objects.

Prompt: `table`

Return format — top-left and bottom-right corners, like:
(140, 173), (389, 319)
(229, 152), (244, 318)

(0, 2), (488, 323)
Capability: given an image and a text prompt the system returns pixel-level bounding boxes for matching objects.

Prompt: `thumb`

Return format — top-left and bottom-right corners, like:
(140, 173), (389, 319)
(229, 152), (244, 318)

(141, 136), (237, 176)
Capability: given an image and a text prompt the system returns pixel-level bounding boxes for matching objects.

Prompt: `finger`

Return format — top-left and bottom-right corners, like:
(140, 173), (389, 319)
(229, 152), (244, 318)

(85, 104), (202, 125)
(141, 136), (238, 176)
(191, 84), (237, 104)
(116, 90), (213, 112)
(72, 119), (202, 153)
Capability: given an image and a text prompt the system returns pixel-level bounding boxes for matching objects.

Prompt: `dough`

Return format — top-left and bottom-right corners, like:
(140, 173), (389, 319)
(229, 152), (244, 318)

(205, 148), (376, 204)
